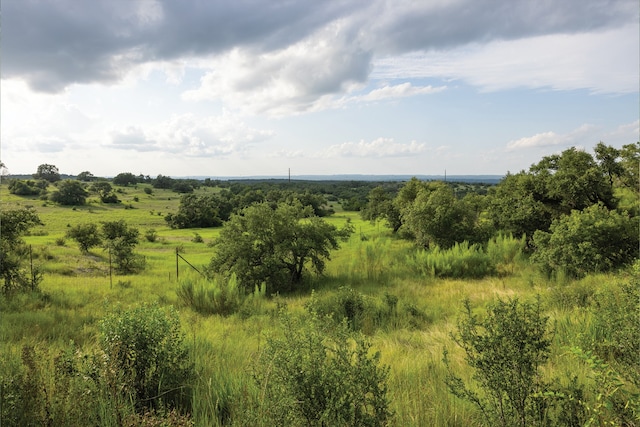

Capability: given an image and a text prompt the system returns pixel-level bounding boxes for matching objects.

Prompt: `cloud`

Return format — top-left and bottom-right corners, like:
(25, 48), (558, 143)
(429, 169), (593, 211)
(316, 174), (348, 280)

(4, 0), (635, 99)
(320, 138), (426, 158)
(183, 20), (373, 116)
(373, 23), (638, 94)
(506, 124), (597, 151)
(107, 112), (274, 157)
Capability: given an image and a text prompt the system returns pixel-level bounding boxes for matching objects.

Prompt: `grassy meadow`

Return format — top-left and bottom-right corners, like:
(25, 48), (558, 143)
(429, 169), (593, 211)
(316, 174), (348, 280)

(1, 182), (637, 426)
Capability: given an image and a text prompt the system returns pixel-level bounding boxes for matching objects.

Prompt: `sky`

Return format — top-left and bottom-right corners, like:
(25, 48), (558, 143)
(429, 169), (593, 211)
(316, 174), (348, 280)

(1, 0), (638, 178)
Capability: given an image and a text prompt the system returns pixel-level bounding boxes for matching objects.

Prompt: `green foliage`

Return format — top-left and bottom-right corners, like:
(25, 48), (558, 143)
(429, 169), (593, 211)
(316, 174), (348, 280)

(589, 276), (640, 387)
(402, 182), (486, 249)
(66, 222), (102, 253)
(0, 208), (43, 293)
(49, 180), (89, 205)
(177, 274), (265, 316)
(532, 204), (637, 278)
(99, 304), (194, 413)
(486, 233), (526, 275)
(34, 163), (60, 183)
(570, 347), (638, 426)
(144, 228), (158, 242)
(102, 220), (145, 273)
(76, 171), (95, 182)
(165, 193), (230, 228)
(112, 172), (138, 186)
(8, 179), (48, 196)
(90, 181), (120, 203)
(209, 202), (353, 294)
(252, 307), (392, 426)
(444, 297), (553, 427)
(408, 242), (495, 279)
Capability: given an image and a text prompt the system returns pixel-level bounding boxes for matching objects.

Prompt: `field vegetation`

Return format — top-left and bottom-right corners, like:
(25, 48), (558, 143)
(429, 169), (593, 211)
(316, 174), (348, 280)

(1, 142), (638, 426)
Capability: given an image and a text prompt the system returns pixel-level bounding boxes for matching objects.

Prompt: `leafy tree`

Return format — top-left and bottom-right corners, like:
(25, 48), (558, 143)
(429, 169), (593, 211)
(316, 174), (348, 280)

(100, 304), (193, 412)
(76, 171), (95, 182)
(618, 142), (639, 189)
(0, 208), (43, 293)
(531, 204), (637, 278)
(49, 180), (88, 205)
(530, 147), (615, 213)
(101, 220), (144, 273)
(89, 181), (119, 203)
(209, 202), (353, 294)
(402, 182), (485, 248)
(487, 172), (553, 242)
(152, 174), (175, 189)
(66, 223), (102, 253)
(253, 306), (392, 426)
(33, 163), (60, 183)
(362, 186), (402, 232)
(594, 142), (624, 187)
(165, 193), (232, 229)
(112, 172), (138, 186)
(444, 297), (552, 427)
(171, 181), (193, 193)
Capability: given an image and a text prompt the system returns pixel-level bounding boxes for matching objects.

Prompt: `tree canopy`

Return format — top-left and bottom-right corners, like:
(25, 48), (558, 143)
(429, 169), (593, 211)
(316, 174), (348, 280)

(50, 180), (89, 205)
(34, 163), (60, 183)
(208, 202), (353, 294)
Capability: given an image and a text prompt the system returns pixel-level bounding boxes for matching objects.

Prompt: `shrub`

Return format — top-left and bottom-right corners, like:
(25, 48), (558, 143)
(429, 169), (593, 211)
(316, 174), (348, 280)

(99, 304), (194, 413)
(532, 204), (637, 278)
(144, 228), (158, 242)
(252, 308), (392, 426)
(444, 297), (553, 427)
(66, 223), (102, 253)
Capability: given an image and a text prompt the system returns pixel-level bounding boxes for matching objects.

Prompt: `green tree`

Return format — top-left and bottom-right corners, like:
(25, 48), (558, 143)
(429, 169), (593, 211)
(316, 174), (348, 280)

(66, 223), (102, 253)
(76, 171), (95, 182)
(531, 204), (637, 278)
(362, 186), (402, 232)
(209, 202), (353, 294)
(253, 307), (392, 426)
(112, 172), (138, 186)
(89, 181), (119, 203)
(101, 220), (144, 273)
(487, 172), (553, 242)
(402, 183), (484, 249)
(33, 163), (60, 183)
(618, 142), (639, 189)
(165, 193), (232, 229)
(0, 208), (43, 293)
(49, 180), (88, 205)
(444, 297), (552, 427)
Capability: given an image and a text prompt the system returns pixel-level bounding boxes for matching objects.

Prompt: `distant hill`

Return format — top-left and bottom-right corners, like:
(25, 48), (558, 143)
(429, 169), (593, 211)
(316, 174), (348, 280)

(185, 175), (505, 184)
(3, 174), (504, 185)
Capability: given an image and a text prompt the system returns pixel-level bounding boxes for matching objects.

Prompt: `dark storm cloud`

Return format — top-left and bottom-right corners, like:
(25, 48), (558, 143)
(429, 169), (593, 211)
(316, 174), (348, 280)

(2, 0), (635, 92)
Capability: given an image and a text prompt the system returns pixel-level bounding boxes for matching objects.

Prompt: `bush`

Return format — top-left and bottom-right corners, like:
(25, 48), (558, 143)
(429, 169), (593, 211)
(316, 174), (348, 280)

(99, 304), (194, 413)
(444, 297), (553, 427)
(251, 307), (392, 426)
(532, 204), (637, 278)
(66, 223), (102, 253)
(144, 228), (158, 242)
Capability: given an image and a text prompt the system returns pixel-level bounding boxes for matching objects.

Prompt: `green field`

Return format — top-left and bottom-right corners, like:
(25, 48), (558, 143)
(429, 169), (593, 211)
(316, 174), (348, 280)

(1, 181), (637, 426)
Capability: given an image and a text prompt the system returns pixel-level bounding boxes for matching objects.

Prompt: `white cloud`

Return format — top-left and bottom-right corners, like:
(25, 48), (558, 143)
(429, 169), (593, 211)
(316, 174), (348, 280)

(373, 24), (638, 94)
(107, 112), (274, 157)
(507, 124), (596, 151)
(320, 138), (426, 158)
